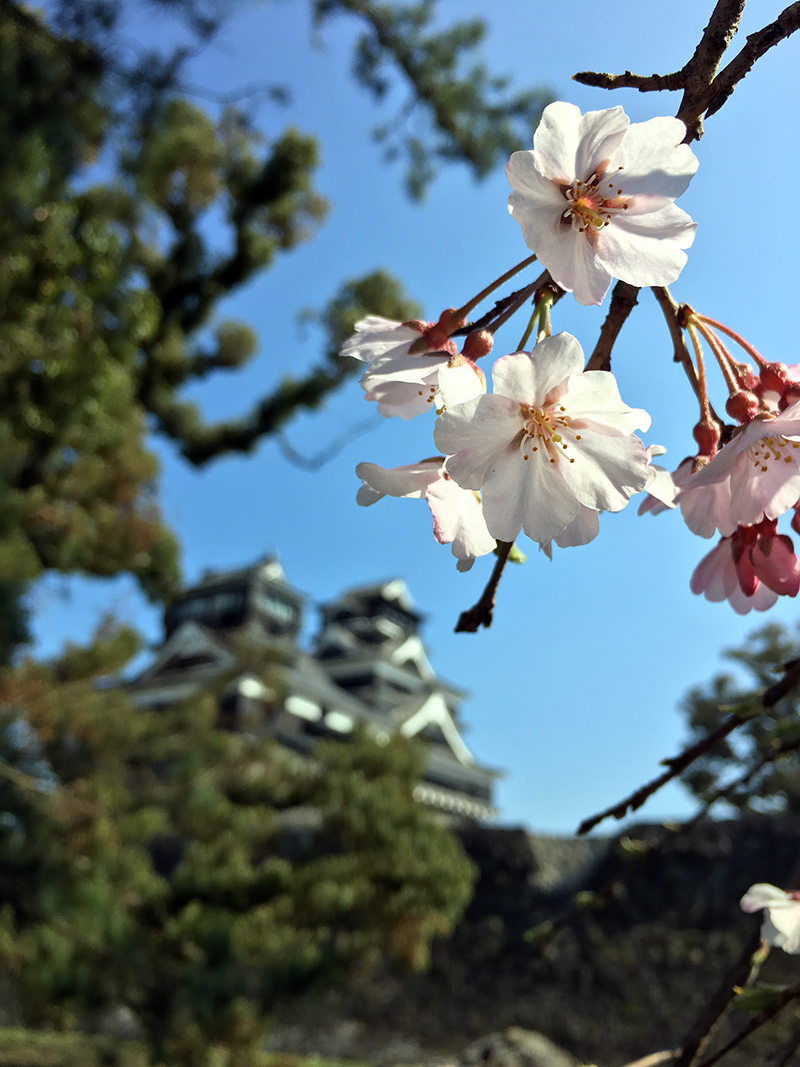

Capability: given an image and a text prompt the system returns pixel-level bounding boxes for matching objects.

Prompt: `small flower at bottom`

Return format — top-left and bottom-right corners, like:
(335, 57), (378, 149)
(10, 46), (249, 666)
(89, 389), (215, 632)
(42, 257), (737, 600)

(355, 458), (496, 571)
(690, 519), (800, 614)
(741, 884), (800, 954)
(433, 332), (652, 546)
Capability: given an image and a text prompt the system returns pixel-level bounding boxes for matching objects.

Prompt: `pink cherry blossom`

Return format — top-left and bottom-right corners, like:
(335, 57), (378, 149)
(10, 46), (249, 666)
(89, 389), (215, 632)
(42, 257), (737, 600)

(341, 315), (484, 419)
(433, 332), (652, 546)
(689, 402), (800, 528)
(506, 102), (698, 306)
(355, 459), (496, 571)
(690, 520), (800, 614)
(640, 457), (737, 536)
(741, 884), (800, 954)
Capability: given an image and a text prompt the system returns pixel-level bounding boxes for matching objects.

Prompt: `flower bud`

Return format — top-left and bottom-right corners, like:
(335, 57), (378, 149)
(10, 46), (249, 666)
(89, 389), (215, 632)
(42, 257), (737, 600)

(461, 330), (494, 361)
(692, 419), (720, 458)
(726, 391), (759, 424)
(760, 362), (791, 395)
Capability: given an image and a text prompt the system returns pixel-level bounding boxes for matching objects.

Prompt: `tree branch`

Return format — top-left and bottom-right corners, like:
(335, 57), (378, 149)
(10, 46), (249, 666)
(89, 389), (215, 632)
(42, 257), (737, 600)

(694, 982), (800, 1067)
(676, 0), (747, 138)
(701, 2), (800, 120)
(572, 69), (686, 92)
(585, 281), (639, 372)
(577, 657), (800, 835)
(455, 541), (514, 632)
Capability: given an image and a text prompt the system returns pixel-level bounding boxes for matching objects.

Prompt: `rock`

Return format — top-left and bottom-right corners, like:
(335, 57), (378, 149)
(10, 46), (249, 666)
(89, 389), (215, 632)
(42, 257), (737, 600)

(460, 1028), (581, 1067)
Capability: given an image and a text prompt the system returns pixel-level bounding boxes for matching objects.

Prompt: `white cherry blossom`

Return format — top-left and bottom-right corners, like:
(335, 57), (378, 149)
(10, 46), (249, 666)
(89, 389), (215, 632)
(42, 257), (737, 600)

(341, 315), (484, 419)
(433, 333), (652, 546)
(741, 884), (800, 953)
(355, 459), (496, 571)
(506, 102), (698, 305)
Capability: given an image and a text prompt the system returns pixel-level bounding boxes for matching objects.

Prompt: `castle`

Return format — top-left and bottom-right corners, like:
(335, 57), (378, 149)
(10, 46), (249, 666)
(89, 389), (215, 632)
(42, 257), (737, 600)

(126, 557), (497, 821)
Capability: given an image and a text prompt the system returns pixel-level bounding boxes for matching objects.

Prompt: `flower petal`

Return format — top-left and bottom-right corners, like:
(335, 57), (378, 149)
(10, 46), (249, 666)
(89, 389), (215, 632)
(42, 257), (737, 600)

(595, 202), (696, 287)
(481, 446), (580, 544)
(612, 116), (698, 198)
(434, 395), (522, 489)
(562, 431), (650, 512)
(426, 476), (496, 562)
(492, 335), (584, 405)
(741, 884), (791, 913)
(563, 371), (651, 433)
(533, 102), (628, 182)
(355, 460), (441, 502)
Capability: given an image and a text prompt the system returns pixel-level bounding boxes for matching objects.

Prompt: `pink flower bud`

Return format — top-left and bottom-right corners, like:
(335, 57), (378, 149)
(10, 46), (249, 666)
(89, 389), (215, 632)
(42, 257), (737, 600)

(461, 330), (494, 361)
(725, 391), (759, 423)
(692, 420), (720, 458)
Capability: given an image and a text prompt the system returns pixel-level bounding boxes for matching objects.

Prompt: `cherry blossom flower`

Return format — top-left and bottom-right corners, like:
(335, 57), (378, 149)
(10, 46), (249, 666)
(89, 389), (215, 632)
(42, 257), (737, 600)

(433, 332), (652, 545)
(355, 459), (496, 571)
(341, 315), (484, 418)
(741, 884), (800, 953)
(689, 402), (800, 528)
(506, 102), (698, 306)
(690, 520), (800, 614)
(638, 456), (738, 536)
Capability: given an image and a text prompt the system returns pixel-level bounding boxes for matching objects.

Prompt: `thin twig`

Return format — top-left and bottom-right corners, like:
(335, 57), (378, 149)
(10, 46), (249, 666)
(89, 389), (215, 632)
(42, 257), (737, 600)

(450, 276), (546, 338)
(652, 287), (701, 401)
(585, 281), (640, 372)
(694, 982), (800, 1067)
(652, 287), (725, 432)
(620, 1054), (680, 1067)
(571, 69), (686, 92)
(577, 713), (750, 835)
(455, 541), (514, 632)
(673, 929), (766, 1067)
(276, 416), (381, 470)
(577, 658), (800, 835)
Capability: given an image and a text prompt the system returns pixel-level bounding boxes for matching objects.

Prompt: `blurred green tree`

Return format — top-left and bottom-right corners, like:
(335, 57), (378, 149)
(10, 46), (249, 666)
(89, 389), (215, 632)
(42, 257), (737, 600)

(680, 621), (800, 813)
(0, 623), (475, 1065)
(0, 0), (550, 664)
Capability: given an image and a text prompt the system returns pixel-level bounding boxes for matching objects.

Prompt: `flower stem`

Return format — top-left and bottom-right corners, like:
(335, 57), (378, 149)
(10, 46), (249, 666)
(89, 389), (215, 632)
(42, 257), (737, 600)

(692, 318), (739, 394)
(455, 541), (514, 632)
(456, 254), (537, 320)
(695, 314), (767, 368)
(684, 319), (719, 431)
(516, 290), (554, 351)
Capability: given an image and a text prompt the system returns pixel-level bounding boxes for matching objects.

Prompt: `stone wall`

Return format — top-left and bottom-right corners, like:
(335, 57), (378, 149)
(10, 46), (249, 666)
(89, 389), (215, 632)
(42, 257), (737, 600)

(265, 816), (800, 1067)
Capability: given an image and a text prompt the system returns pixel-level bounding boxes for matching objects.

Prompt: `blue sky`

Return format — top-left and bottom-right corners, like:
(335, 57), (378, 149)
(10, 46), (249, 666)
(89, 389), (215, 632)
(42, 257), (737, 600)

(31, 1), (800, 833)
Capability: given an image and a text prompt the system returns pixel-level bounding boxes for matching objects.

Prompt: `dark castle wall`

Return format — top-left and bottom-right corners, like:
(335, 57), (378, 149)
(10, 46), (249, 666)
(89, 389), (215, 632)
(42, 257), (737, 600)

(266, 816), (800, 1067)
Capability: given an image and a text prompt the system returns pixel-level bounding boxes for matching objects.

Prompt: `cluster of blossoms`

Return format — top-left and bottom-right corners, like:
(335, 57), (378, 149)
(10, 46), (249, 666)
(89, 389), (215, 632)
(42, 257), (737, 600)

(343, 99), (800, 615)
(640, 325), (800, 613)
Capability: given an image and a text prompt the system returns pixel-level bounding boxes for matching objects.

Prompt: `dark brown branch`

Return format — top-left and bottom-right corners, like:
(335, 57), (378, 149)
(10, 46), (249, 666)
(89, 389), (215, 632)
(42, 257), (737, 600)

(701, 2), (800, 120)
(450, 274), (548, 337)
(572, 69), (686, 92)
(676, 0), (747, 138)
(586, 281), (640, 372)
(455, 541), (514, 632)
